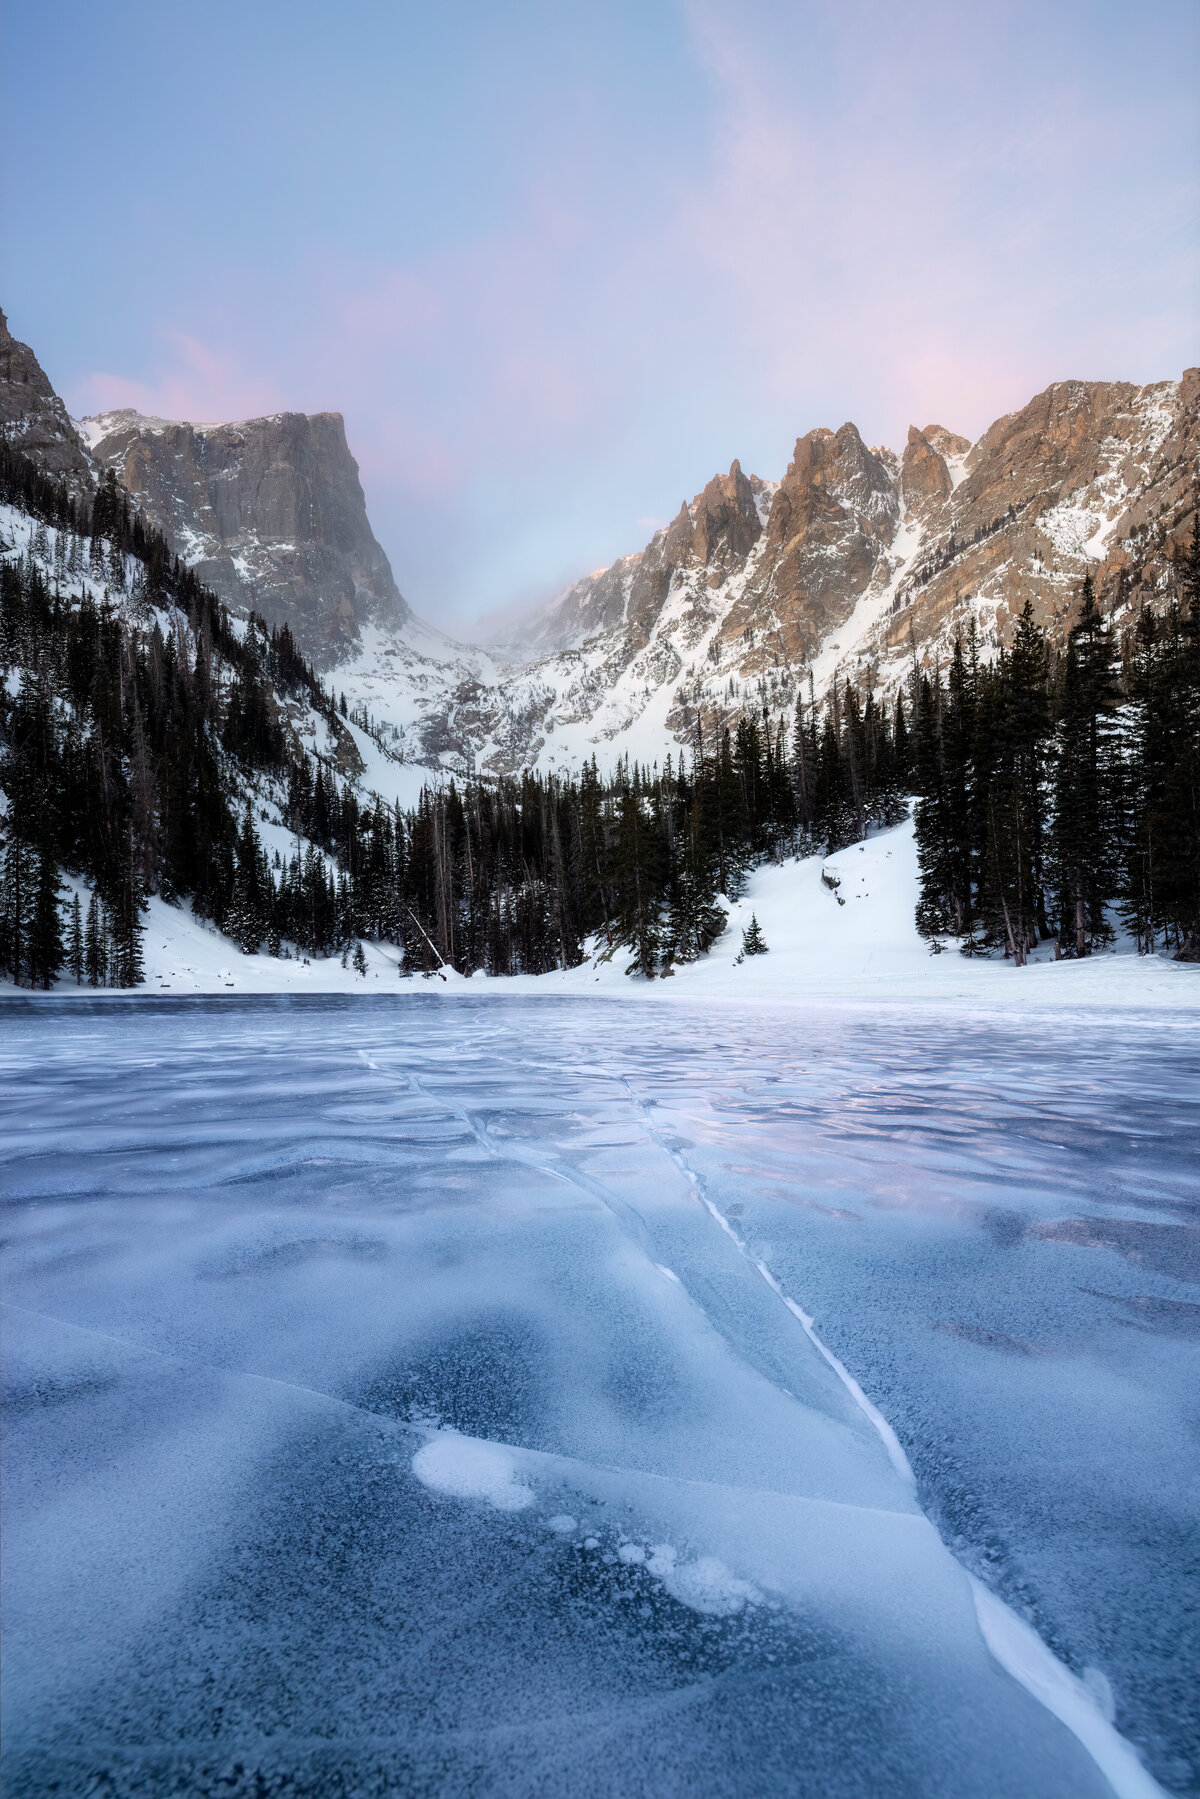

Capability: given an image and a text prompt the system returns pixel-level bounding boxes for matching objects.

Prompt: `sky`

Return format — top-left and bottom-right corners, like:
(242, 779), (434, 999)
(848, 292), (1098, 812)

(4, 0), (1197, 633)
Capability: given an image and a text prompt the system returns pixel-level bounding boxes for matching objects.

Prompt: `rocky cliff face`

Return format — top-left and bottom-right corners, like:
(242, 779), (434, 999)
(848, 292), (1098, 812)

(900, 424), (969, 515)
(875, 374), (1199, 669)
(515, 461), (775, 661)
(4, 307), (1194, 787)
(340, 370), (1196, 779)
(80, 407), (409, 663)
(0, 310), (94, 493)
(716, 423), (899, 670)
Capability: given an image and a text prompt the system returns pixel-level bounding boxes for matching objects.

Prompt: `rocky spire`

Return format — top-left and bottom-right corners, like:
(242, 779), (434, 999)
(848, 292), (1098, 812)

(691, 459), (762, 571)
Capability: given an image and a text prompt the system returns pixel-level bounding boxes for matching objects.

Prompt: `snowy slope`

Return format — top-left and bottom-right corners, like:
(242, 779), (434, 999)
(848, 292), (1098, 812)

(24, 816), (1198, 1010)
(0, 501), (424, 972)
(333, 371), (1197, 785)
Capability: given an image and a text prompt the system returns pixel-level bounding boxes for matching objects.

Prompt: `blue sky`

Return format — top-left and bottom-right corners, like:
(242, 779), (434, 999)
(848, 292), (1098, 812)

(4, 0), (1197, 630)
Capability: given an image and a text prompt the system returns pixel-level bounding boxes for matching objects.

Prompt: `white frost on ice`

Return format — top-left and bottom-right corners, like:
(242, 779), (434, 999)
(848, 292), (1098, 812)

(644, 1544), (763, 1616)
(410, 1432), (534, 1512)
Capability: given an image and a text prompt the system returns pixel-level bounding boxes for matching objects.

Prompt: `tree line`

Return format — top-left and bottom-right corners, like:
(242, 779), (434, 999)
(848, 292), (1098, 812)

(0, 442), (343, 986)
(912, 545), (1200, 963)
(2, 438), (1197, 985)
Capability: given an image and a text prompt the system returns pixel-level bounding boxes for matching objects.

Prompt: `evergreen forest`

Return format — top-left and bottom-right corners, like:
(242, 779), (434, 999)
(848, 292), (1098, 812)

(1, 442), (1197, 988)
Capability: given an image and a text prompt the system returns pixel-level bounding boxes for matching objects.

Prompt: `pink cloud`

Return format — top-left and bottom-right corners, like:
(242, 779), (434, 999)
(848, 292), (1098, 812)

(55, 0), (1196, 625)
(675, 0), (1189, 449)
(74, 331), (282, 424)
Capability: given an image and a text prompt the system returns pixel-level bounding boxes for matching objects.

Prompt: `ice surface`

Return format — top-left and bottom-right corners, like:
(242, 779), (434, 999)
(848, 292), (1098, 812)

(412, 1432), (535, 1511)
(2, 994), (1195, 1797)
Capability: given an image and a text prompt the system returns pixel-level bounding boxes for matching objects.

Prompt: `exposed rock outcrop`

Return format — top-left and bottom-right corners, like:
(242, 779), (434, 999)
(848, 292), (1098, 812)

(900, 425), (960, 513)
(4, 307), (1193, 787)
(879, 373), (1200, 665)
(719, 423), (899, 667)
(388, 373), (1196, 777)
(691, 460), (764, 576)
(514, 463), (775, 662)
(0, 309), (93, 492)
(80, 407), (409, 663)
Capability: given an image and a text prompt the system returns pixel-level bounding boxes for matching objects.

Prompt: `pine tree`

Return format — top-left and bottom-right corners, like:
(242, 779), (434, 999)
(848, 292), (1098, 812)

(912, 670), (959, 937)
(28, 848), (65, 989)
(710, 729), (748, 897)
(228, 808), (269, 954)
(664, 855), (726, 964)
(611, 778), (664, 977)
(1121, 574), (1200, 957)
(107, 834), (146, 988)
(791, 692), (819, 844)
(976, 602), (1052, 962)
(0, 833), (36, 984)
(1051, 577), (1119, 954)
(67, 890), (84, 984)
(663, 753), (726, 963)
(84, 892), (107, 986)
(741, 913), (769, 955)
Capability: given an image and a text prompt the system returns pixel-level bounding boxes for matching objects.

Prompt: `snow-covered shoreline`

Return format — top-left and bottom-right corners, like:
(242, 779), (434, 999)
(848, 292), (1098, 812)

(6, 818), (1198, 1012)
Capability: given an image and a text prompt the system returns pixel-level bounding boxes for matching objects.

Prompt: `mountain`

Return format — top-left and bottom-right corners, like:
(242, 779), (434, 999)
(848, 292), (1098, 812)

(79, 406), (410, 664)
(0, 309), (489, 794)
(418, 375), (1194, 777)
(3, 312), (1197, 990)
(1, 306), (1195, 783)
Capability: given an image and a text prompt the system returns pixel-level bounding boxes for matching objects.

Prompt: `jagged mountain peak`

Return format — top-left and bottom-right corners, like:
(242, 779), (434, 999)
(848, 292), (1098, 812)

(3, 313), (1194, 789)
(691, 460), (764, 575)
(918, 423), (970, 460)
(766, 421), (897, 551)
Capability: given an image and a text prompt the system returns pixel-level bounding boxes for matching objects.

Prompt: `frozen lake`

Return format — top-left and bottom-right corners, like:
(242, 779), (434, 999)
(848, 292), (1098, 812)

(2, 994), (1197, 1798)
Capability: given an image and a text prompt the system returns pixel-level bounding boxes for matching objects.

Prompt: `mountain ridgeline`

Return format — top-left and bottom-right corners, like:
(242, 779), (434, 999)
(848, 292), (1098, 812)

(0, 306), (1198, 986)
(0, 437), (913, 985)
(3, 435), (1198, 987)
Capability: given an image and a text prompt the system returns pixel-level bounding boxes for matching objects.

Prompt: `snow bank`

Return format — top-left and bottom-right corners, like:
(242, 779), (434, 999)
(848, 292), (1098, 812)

(11, 817), (1197, 1010)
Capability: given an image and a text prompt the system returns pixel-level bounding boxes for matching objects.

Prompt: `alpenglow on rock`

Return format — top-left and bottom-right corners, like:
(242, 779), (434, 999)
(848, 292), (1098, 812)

(80, 407), (410, 663)
(2, 305), (1194, 785)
